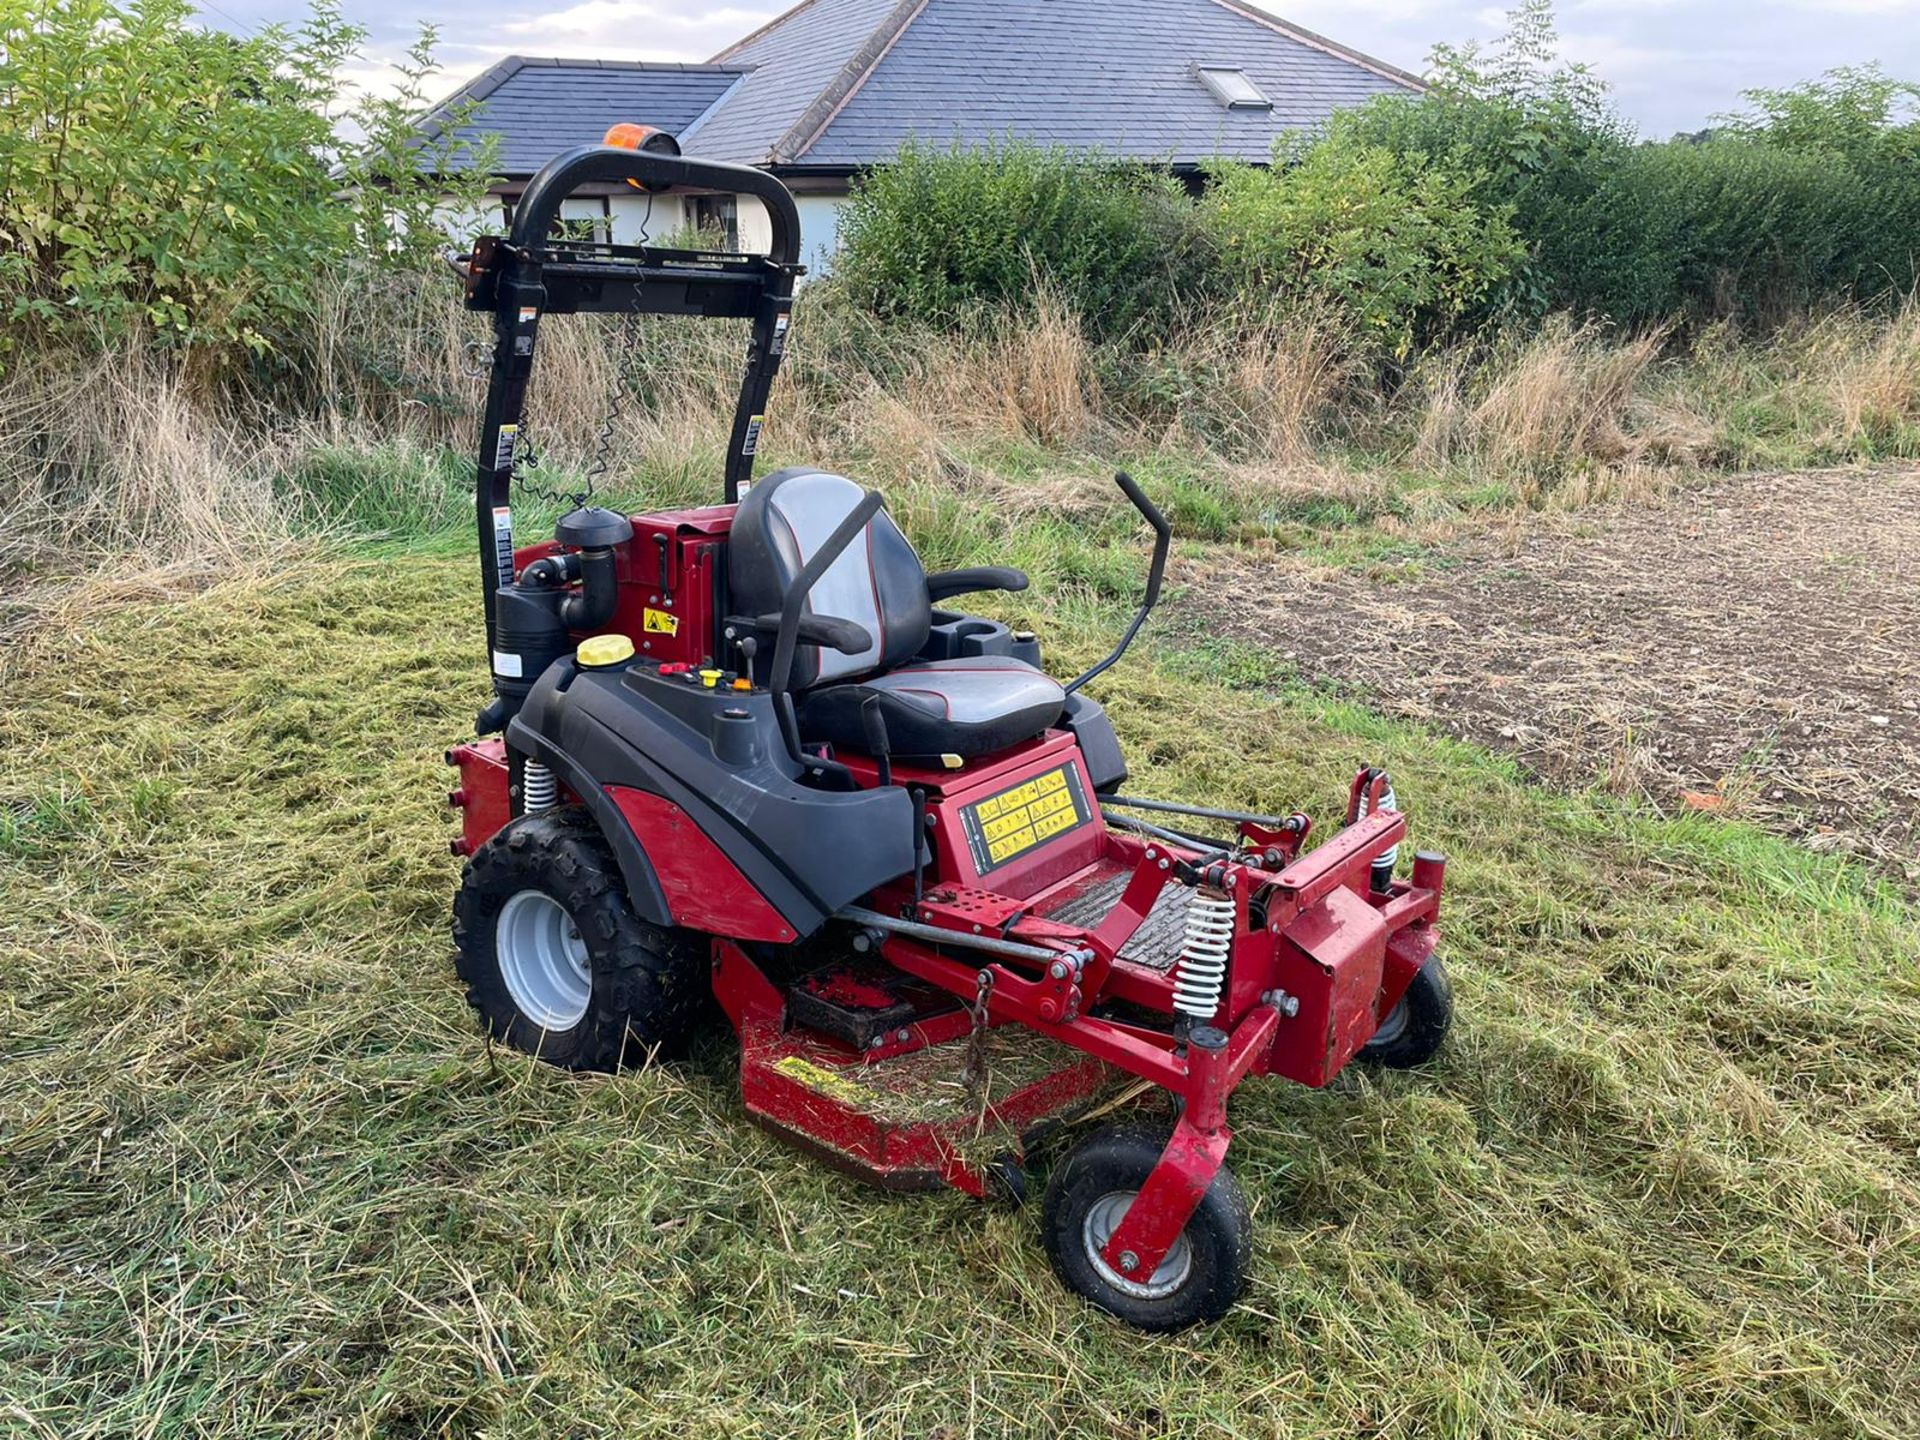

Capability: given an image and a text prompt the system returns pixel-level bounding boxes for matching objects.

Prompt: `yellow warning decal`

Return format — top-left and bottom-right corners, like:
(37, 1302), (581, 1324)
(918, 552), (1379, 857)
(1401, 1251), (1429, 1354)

(772, 1055), (874, 1105)
(643, 608), (679, 635)
(959, 763), (1090, 872)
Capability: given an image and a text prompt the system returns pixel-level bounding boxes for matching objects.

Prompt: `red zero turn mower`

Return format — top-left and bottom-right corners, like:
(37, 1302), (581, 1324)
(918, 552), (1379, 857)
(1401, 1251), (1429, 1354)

(444, 135), (1451, 1331)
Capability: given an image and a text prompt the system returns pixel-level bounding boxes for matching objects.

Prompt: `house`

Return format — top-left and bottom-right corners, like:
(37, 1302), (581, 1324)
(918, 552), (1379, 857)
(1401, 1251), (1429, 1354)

(419, 0), (1422, 270)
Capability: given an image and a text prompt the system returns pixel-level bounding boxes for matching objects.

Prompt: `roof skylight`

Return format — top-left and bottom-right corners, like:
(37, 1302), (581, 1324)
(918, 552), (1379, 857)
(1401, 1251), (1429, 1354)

(1196, 66), (1273, 111)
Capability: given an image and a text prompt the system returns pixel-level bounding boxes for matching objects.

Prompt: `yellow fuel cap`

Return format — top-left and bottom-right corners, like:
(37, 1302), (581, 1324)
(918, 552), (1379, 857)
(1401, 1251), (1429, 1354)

(577, 634), (635, 668)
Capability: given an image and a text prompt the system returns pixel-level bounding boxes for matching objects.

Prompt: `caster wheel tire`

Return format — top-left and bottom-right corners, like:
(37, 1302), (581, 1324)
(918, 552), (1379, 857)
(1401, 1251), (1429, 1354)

(1042, 1125), (1251, 1332)
(1358, 956), (1452, 1069)
(453, 806), (710, 1071)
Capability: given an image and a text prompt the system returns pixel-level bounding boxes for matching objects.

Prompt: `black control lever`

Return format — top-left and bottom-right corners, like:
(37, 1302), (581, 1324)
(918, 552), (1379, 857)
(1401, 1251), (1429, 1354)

(1065, 471), (1171, 694)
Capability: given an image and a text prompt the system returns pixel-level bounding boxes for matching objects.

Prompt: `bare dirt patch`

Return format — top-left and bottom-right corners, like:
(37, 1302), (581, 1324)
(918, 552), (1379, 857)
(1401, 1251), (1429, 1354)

(1187, 466), (1920, 877)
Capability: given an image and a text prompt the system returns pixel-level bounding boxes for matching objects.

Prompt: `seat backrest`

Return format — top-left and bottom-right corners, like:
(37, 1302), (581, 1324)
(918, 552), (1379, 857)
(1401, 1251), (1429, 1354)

(729, 469), (932, 688)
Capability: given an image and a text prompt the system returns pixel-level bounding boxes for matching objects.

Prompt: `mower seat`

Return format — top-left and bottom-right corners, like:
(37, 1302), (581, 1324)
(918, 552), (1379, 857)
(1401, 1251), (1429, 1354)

(730, 468), (1065, 760)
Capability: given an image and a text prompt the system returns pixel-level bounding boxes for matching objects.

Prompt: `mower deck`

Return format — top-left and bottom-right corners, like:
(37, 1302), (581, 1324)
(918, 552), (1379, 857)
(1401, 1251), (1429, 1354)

(729, 965), (1123, 1196)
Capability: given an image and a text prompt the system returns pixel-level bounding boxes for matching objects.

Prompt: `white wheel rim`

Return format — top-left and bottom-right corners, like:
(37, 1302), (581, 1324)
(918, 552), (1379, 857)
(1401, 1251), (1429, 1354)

(1082, 1190), (1194, 1300)
(495, 889), (591, 1030)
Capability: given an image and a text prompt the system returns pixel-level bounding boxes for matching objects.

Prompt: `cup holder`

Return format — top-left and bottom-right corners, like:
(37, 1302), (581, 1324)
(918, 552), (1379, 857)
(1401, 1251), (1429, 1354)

(921, 611), (1043, 667)
(925, 611), (1012, 659)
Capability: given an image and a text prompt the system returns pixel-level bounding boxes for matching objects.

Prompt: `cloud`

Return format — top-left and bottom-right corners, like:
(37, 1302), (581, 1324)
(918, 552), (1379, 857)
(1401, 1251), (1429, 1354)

(1774, 0), (1920, 11)
(497, 1), (782, 57)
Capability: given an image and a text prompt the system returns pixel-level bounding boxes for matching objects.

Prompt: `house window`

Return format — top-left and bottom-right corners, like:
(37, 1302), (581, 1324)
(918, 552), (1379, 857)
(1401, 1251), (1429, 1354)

(1196, 66), (1273, 111)
(499, 193), (613, 243)
(556, 196), (613, 243)
(688, 194), (740, 252)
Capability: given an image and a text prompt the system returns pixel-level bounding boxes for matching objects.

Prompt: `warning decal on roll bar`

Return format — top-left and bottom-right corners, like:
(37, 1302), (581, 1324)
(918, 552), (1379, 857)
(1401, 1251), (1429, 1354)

(492, 505), (514, 582)
(959, 763), (1091, 872)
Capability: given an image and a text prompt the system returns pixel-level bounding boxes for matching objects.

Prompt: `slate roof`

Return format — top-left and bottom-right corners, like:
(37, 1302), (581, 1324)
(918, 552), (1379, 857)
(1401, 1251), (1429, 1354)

(689, 0), (1423, 167)
(417, 57), (748, 177)
(681, 0), (917, 166)
(421, 0), (1421, 178)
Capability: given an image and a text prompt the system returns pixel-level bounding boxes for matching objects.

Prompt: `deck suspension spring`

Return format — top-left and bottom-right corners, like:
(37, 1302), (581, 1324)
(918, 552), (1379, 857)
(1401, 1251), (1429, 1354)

(523, 759), (557, 812)
(1171, 886), (1234, 1021)
(1356, 779), (1400, 889)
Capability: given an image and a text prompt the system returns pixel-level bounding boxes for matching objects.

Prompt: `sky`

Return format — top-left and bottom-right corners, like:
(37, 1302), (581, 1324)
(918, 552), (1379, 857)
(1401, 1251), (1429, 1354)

(210, 0), (1920, 140)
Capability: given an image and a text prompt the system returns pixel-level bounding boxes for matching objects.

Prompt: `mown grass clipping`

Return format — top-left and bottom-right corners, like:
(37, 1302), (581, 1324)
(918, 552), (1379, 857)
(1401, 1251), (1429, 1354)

(2, 553), (1917, 1438)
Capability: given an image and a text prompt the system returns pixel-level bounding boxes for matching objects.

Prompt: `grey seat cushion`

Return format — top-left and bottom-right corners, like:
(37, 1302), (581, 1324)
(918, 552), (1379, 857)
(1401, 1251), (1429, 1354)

(798, 656), (1067, 760)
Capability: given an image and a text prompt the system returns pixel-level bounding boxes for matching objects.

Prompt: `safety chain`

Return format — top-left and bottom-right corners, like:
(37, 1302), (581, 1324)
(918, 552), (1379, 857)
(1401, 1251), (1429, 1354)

(963, 968), (995, 1094)
(580, 304), (647, 499)
(496, 297), (649, 512)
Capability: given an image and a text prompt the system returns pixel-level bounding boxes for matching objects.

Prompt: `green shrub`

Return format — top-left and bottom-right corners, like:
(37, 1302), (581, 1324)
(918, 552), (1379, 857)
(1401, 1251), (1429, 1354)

(1198, 138), (1522, 356)
(1342, 3), (1920, 323)
(0, 0), (494, 364)
(1718, 66), (1920, 302)
(1545, 138), (1874, 323)
(1335, 1), (1633, 321)
(835, 140), (1200, 338)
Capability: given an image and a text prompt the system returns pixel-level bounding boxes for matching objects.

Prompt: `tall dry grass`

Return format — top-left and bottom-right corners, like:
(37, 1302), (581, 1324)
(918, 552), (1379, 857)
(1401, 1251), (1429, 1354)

(1823, 297), (1920, 447)
(0, 341), (304, 653)
(6, 270), (1919, 636)
(1410, 318), (1701, 505)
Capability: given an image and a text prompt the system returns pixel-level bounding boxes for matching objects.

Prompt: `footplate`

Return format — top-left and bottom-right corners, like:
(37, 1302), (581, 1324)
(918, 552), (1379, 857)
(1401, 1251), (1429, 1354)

(1040, 868), (1194, 973)
(786, 960), (961, 1051)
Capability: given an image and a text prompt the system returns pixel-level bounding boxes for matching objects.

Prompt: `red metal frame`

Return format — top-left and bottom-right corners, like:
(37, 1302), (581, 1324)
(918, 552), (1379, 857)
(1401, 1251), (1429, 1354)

(446, 739), (510, 857)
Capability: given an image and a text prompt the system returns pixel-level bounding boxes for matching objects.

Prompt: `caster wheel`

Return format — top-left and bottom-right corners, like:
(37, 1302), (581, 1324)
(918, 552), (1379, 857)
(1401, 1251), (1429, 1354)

(1042, 1125), (1250, 1331)
(985, 1153), (1028, 1206)
(453, 806), (710, 1071)
(1359, 956), (1452, 1069)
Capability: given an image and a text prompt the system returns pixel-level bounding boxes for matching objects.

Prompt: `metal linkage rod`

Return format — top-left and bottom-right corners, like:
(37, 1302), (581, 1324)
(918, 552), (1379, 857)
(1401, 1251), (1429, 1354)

(837, 906), (1091, 968)
(1098, 794), (1287, 829)
(1102, 810), (1232, 859)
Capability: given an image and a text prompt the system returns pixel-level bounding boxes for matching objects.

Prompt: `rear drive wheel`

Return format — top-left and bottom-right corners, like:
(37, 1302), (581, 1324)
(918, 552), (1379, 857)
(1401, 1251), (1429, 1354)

(1042, 1125), (1251, 1331)
(453, 807), (709, 1070)
(1358, 956), (1452, 1069)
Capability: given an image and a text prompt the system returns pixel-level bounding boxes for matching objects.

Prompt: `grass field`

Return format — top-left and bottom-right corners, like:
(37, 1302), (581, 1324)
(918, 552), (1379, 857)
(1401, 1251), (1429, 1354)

(4, 518), (1918, 1437)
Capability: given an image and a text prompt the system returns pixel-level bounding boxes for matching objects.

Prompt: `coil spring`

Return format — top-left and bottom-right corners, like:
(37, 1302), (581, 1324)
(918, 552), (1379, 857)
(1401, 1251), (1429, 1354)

(1357, 782), (1400, 870)
(1172, 886), (1234, 1021)
(523, 759), (557, 813)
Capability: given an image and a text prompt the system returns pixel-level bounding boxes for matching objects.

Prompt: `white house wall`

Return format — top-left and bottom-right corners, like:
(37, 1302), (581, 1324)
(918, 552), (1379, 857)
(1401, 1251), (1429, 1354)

(606, 194), (695, 245)
(794, 195), (845, 275)
(433, 196), (508, 248)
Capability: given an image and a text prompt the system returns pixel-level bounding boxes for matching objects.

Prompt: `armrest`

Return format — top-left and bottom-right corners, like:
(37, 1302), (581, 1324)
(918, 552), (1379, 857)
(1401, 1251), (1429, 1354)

(925, 565), (1030, 603)
(729, 612), (873, 656)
